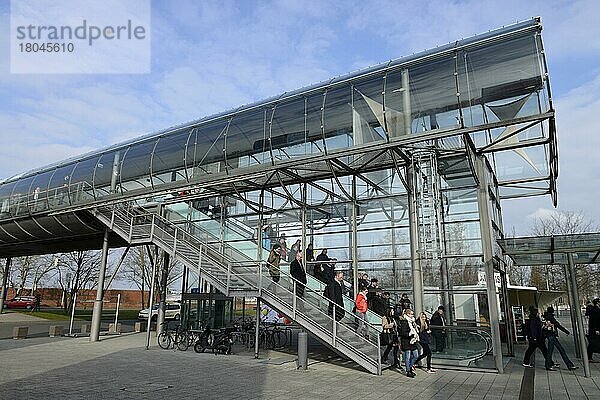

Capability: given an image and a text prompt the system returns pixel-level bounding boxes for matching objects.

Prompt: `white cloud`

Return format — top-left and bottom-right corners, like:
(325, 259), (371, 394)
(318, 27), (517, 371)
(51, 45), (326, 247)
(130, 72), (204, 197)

(526, 207), (559, 221)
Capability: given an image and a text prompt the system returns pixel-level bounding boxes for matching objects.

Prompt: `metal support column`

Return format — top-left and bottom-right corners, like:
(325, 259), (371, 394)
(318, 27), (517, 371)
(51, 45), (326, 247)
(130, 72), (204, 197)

(145, 247), (159, 350)
(563, 264), (581, 357)
(475, 155), (504, 373)
(90, 228), (110, 342)
(401, 68), (412, 135)
(406, 164), (424, 314)
(301, 183), (307, 268)
(157, 252), (170, 334)
(0, 257), (12, 313)
(568, 253), (591, 377)
(257, 189), (265, 262)
(500, 270), (514, 356)
(254, 298), (261, 358)
(351, 176), (359, 296)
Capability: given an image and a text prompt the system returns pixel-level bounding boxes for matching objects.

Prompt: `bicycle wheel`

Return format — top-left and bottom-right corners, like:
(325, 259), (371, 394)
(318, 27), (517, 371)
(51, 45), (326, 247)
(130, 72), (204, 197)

(177, 332), (190, 351)
(272, 330), (287, 349)
(157, 332), (171, 349)
(194, 339), (207, 353)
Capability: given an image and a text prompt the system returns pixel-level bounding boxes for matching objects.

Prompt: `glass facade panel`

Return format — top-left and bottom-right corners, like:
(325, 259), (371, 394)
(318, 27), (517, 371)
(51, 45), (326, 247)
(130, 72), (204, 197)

(442, 188), (479, 222)
(69, 156), (100, 204)
(28, 170), (53, 213)
(351, 75), (387, 145)
(444, 220), (483, 256)
(323, 86), (353, 152)
(187, 121), (228, 179)
(10, 175), (35, 216)
(458, 33), (543, 129)
(47, 165), (76, 208)
(269, 98), (310, 160)
(0, 181), (16, 217)
(396, 57), (460, 133)
(226, 110), (265, 172)
(151, 130), (190, 185)
(118, 140), (157, 194)
(492, 146), (549, 182)
(93, 151), (119, 198)
(305, 93), (325, 155)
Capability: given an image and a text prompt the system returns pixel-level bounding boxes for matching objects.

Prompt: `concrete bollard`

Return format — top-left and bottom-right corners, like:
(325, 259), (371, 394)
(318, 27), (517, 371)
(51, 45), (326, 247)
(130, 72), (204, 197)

(80, 324), (90, 334)
(49, 325), (64, 337)
(134, 321), (147, 332)
(108, 323), (122, 334)
(297, 331), (308, 370)
(13, 326), (28, 339)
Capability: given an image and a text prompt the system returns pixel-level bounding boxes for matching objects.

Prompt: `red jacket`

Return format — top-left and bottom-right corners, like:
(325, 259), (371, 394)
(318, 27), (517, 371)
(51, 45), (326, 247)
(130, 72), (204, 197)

(355, 292), (368, 313)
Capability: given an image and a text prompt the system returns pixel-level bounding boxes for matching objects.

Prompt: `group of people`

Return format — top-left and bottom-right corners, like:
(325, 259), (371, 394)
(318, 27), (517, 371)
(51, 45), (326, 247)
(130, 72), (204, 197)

(380, 307), (438, 377)
(266, 241), (334, 286)
(353, 283), (447, 378)
(522, 306), (578, 370)
(265, 240), (448, 378)
(263, 227), (304, 264)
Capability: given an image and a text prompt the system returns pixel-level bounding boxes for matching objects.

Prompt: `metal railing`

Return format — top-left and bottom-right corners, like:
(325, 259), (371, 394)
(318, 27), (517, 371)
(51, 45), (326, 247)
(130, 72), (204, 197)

(93, 204), (382, 374)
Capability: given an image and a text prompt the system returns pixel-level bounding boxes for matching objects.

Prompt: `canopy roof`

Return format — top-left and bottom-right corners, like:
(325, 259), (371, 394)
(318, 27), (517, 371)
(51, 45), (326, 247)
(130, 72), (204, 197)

(498, 233), (600, 266)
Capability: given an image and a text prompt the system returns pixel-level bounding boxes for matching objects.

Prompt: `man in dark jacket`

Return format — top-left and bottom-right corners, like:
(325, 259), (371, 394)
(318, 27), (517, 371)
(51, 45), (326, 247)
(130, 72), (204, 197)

(523, 307), (555, 370)
(399, 293), (412, 311)
(315, 249), (333, 283)
(290, 251), (307, 299)
(430, 306), (447, 352)
(588, 298), (600, 361)
(324, 271), (345, 321)
(543, 306), (577, 370)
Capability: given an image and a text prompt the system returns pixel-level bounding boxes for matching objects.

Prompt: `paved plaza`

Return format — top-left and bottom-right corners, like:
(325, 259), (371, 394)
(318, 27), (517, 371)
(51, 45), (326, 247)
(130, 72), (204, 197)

(0, 323), (598, 400)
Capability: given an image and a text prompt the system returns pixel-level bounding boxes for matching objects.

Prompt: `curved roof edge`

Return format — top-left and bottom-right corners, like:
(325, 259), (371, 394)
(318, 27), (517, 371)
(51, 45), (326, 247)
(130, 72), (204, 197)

(3, 17), (541, 184)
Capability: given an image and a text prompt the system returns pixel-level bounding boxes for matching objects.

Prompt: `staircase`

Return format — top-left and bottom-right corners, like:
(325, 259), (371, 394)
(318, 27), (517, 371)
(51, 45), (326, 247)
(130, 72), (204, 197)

(166, 203), (384, 326)
(92, 205), (382, 374)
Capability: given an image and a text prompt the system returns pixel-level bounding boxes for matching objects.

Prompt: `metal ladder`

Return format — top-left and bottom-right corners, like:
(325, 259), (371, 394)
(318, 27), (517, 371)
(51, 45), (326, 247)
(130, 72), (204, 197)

(413, 150), (443, 261)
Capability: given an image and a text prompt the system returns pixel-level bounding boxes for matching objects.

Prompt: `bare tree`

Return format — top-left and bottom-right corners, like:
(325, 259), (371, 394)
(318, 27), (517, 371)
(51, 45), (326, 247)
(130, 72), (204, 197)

(8, 256), (55, 295)
(54, 250), (103, 312)
(121, 246), (182, 308)
(31, 255), (56, 293)
(122, 246), (153, 308)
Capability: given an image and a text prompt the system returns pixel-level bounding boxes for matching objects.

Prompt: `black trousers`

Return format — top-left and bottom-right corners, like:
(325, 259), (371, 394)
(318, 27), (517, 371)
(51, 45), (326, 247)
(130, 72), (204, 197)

(416, 342), (432, 369)
(433, 332), (446, 352)
(523, 339), (552, 369)
(382, 344), (399, 366)
(547, 335), (574, 368)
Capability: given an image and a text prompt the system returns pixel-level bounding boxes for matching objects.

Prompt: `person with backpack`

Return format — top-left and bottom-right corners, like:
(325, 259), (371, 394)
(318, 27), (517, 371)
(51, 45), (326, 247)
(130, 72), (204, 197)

(267, 244), (281, 283)
(523, 307), (555, 370)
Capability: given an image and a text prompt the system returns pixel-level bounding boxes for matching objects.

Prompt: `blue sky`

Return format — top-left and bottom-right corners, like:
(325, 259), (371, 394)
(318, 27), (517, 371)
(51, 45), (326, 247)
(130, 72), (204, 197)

(1, 0), (599, 235)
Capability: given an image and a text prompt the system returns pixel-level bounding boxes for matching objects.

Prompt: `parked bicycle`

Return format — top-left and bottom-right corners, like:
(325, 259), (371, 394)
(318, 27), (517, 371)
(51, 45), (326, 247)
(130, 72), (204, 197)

(157, 323), (189, 351)
(258, 322), (290, 350)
